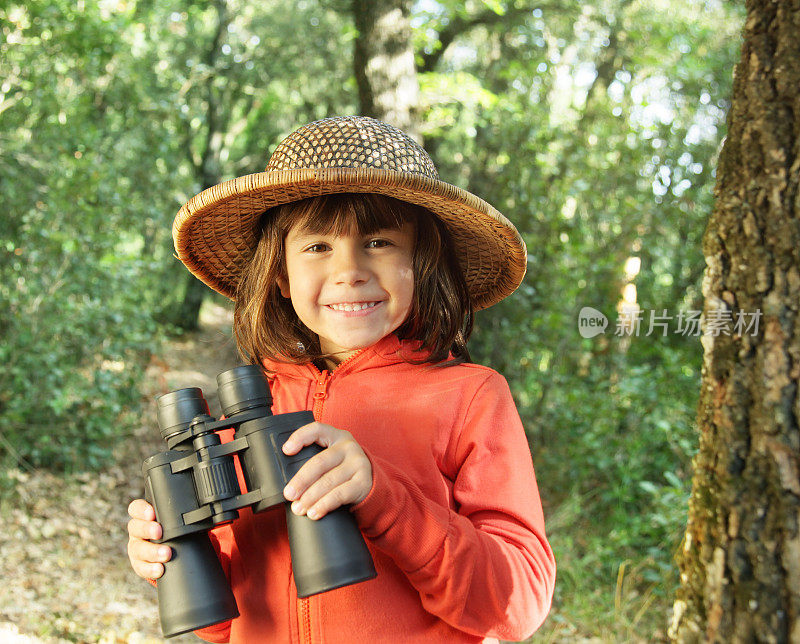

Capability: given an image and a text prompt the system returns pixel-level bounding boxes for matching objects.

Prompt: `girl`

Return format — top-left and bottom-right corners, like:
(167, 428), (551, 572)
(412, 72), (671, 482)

(127, 116), (555, 643)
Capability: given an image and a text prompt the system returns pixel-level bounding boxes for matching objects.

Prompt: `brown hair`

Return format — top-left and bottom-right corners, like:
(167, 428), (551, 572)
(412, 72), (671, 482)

(233, 193), (472, 367)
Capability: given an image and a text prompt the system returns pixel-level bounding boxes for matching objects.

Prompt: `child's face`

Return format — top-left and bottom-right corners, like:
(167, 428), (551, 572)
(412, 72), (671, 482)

(277, 222), (415, 364)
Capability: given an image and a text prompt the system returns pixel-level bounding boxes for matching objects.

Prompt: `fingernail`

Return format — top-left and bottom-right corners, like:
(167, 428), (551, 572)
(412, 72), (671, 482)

(159, 547), (171, 560)
(282, 441), (294, 454)
(307, 507), (319, 520)
(151, 527), (161, 540)
(284, 485), (296, 501)
(291, 501), (304, 515)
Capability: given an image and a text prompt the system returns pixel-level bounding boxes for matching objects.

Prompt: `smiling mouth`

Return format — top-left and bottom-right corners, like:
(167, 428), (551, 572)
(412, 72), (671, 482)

(326, 301), (381, 312)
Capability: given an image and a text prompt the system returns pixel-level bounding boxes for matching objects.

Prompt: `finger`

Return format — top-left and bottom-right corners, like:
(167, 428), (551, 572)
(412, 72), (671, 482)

(282, 422), (338, 455)
(291, 438), (371, 512)
(128, 538), (172, 579)
(294, 466), (355, 516)
(292, 460), (354, 511)
(127, 517), (163, 541)
(283, 446), (346, 501)
(144, 562), (165, 580)
(129, 536), (172, 564)
(298, 450), (372, 517)
(128, 498), (156, 521)
(301, 472), (367, 520)
(132, 557), (165, 580)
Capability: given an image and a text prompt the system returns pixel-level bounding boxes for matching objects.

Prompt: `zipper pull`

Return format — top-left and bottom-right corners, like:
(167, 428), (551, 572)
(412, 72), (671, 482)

(312, 370), (330, 414)
(314, 370), (330, 398)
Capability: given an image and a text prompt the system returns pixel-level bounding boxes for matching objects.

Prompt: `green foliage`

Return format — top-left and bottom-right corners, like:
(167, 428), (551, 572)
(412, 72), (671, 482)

(1, 2), (162, 471)
(1, 0), (356, 472)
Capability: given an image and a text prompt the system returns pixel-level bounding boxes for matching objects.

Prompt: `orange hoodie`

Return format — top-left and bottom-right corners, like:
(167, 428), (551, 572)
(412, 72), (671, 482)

(192, 334), (555, 643)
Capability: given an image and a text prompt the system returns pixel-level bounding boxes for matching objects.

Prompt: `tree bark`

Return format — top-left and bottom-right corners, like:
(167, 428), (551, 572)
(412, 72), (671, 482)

(671, 1), (800, 641)
(351, 0), (420, 141)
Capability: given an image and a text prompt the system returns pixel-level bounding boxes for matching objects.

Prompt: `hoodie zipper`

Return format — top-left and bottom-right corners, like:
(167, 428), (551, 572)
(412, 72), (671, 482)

(308, 348), (368, 418)
(299, 350), (368, 643)
(298, 371), (329, 644)
(299, 366), (332, 643)
(311, 348), (366, 381)
(312, 369), (331, 418)
(299, 596), (312, 644)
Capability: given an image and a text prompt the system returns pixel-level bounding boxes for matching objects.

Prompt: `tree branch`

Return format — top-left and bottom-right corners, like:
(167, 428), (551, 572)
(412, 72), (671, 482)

(542, 0), (633, 190)
(417, 2), (581, 74)
(419, 5), (534, 73)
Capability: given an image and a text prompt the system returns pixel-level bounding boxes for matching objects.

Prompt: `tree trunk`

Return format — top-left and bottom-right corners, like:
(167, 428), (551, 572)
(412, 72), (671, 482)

(351, 0), (420, 141)
(671, 1), (800, 642)
(173, 0), (230, 331)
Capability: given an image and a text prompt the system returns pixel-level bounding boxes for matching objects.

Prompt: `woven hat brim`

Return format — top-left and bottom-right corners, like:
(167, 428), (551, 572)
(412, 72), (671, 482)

(173, 168), (527, 311)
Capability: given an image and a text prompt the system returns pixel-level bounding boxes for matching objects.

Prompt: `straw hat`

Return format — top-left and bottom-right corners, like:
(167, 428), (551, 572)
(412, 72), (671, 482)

(173, 116), (527, 310)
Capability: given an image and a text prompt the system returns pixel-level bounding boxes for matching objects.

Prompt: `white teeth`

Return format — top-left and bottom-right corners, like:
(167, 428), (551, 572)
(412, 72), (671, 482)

(328, 302), (378, 312)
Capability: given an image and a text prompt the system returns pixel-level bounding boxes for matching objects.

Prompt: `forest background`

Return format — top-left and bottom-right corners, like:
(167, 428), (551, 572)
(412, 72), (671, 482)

(1, 0), (746, 641)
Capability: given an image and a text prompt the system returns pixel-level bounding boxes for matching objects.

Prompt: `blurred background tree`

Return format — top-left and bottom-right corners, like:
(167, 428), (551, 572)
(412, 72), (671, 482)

(0, 0), (745, 639)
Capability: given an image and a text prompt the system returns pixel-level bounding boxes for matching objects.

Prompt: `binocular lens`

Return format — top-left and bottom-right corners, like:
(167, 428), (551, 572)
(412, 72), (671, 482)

(156, 388), (210, 440)
(217, 366), (273, 417)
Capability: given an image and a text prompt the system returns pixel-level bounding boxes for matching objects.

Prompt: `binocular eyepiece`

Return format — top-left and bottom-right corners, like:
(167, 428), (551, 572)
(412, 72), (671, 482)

(142, 365), (376, 638)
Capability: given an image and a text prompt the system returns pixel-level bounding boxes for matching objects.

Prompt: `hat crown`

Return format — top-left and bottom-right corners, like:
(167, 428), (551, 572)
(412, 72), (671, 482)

(265, 116), (439, 180)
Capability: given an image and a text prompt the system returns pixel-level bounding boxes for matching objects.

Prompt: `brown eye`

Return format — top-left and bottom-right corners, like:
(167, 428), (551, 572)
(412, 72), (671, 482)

(305, 243), (330, 253)
(366, 239), (391, 248)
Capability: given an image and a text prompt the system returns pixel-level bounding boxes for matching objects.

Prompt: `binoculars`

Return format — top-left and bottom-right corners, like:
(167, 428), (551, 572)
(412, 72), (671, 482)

(142, 365), (376, 637)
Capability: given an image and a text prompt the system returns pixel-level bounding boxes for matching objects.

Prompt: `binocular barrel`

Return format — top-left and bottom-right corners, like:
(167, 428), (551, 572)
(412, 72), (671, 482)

(142, 365), (376, 638)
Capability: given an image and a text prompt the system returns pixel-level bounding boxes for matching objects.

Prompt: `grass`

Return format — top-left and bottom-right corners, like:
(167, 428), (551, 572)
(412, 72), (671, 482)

(526, 489), (680, 643)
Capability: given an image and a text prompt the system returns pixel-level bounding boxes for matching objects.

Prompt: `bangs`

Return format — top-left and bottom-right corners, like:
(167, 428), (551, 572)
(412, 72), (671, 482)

(276, 193), (411, 236)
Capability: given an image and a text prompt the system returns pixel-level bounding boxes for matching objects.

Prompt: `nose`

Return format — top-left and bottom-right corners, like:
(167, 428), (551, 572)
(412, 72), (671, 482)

(332, 244), (370, 285)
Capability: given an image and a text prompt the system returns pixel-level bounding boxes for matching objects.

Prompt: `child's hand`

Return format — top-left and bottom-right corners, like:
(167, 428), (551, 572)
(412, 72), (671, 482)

(127, 498), (172, 580)
(282, 422), (373, 520)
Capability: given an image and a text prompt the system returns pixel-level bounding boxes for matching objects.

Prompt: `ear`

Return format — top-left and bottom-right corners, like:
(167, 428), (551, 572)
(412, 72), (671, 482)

(276, 274), (291, 299)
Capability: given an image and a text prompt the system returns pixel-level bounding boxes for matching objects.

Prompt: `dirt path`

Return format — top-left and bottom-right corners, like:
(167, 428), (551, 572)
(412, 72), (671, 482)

(0, 303), (241, 643)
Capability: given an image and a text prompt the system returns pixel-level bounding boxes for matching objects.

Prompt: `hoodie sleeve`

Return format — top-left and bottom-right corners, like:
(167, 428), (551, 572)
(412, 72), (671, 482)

(350, 371), (556, 641)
